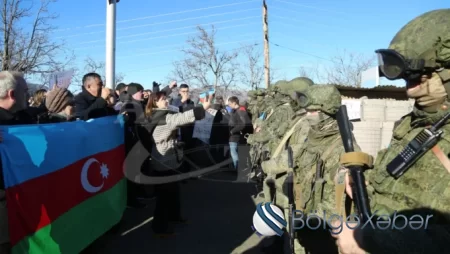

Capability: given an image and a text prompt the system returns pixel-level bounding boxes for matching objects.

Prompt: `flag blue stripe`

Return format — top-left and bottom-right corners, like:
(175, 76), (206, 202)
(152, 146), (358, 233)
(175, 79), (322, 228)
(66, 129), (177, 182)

(0, 115), (125, 188)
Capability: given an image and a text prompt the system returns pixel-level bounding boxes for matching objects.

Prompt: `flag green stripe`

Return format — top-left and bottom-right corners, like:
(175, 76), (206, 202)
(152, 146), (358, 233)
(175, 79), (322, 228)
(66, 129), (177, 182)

(12, 179), (127, 254)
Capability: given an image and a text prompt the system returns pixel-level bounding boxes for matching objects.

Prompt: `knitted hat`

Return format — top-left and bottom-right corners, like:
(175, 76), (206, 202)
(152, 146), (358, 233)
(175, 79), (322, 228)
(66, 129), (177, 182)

(45, 87), (73, 113)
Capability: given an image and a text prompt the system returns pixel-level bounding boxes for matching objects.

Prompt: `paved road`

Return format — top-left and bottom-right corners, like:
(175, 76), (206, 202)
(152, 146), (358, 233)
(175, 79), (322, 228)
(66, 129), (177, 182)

(82, 171), (279, 254)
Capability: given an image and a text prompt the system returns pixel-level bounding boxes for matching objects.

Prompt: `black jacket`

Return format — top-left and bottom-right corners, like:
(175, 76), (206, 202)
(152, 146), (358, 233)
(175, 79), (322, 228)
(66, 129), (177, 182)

(229, 106), (251, 143)
(171, 97), (196, 145)
(73, 89), (115, 120)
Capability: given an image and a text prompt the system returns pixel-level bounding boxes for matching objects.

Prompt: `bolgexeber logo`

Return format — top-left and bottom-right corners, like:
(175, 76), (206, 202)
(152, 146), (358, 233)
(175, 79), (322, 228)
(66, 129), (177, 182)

(252, 202), (287, 237)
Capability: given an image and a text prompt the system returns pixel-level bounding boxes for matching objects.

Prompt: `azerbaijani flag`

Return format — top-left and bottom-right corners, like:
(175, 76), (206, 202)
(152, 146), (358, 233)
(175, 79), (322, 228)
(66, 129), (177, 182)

(0, 115), (127, 254)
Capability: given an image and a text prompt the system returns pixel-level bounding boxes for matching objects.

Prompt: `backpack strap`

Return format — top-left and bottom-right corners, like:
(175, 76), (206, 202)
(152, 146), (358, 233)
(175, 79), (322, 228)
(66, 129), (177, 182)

(431, 145), (450, 174)
(265, 109), (275, 121)
(272, 117), (305, 158)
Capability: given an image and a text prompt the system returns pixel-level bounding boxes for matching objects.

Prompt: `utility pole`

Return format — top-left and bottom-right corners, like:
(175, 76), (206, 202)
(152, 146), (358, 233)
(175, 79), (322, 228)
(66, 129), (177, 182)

(262, 0), (270, 89)
(105, 0), (119, 90)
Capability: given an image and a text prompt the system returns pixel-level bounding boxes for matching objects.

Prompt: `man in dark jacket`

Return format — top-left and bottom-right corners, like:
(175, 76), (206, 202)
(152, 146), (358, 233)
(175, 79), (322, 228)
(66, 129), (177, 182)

(0, 71), (33, 254)
(73, 73), (115, 120)
(169, 84), (195, 174)
(227, 96), (251, 170)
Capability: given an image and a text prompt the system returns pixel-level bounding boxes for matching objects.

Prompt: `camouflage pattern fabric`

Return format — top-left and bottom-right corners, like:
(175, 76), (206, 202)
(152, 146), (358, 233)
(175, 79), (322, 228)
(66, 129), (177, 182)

(289, 85), (361, 253)
(291, 115), (361, 254)
(247, 100), (294, 146)
(360, 104), (450, 254)
(295, 84), (341, 115)
(389, 9), (450, 59)
(357, 9), (450, 253)
(254, 79), (314, 205)
(277, 77), (314, 96)
(249, 77), (314, 146)
(261, 113), (310, 208)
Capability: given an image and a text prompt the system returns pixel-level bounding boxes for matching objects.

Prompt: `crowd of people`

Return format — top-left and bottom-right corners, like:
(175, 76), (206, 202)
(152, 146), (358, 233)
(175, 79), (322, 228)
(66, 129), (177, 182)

(1, 8), (450, 253)
(0, 70), (257, 253)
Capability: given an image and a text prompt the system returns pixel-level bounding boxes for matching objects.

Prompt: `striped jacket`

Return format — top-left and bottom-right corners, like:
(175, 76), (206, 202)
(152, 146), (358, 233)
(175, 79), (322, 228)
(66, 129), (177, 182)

(150, 107), (205, 171)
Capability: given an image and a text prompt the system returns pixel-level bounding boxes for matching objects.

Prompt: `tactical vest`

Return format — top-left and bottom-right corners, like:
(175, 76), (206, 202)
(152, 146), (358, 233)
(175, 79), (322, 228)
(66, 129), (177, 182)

(367, 115), (450, 218)
(294, 136), (343, 214)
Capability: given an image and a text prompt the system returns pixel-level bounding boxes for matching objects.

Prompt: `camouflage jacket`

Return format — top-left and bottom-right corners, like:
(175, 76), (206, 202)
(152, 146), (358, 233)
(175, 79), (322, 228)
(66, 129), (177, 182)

(361, 107), (450, 254)
(262, 113), (310, 176)
(247, 101), (294, 145)
(294, 117), (360, 218)
(261, 114), (310, 208)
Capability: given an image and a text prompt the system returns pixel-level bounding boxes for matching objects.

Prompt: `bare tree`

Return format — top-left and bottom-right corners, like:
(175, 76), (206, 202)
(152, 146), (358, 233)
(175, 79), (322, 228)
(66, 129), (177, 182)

(298, 63), (323, 83)
(171, 25), (239, 89)
(240, 43), (264, 90)
(269, 67), (282, 86)
(324, 50), (375, 87)
(0, 0), (73, 81)
(83, 56), (125, 84)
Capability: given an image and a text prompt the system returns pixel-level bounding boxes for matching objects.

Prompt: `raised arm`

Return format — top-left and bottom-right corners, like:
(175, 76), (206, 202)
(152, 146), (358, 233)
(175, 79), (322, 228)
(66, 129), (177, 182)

(165, 106), (206, 129)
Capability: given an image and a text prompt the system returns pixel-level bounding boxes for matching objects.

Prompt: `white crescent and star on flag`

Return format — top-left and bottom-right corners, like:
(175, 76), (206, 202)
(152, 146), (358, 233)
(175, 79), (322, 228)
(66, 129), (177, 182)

(80, 158), (110, 193)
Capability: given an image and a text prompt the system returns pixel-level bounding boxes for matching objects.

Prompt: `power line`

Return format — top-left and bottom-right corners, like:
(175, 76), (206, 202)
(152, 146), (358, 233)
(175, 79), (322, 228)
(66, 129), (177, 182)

(271, 0), (348, 15)
(270, 15), (334, 29)
(55, 8), (259, 40)
(116, 36), (260, 59)
(73, 22), (260, 48)
(270, 29), (333, 49)
(121, 42), (260, 74)
(54, 0), (260, 32)
(80, 33), (260, 58)
(270, 42), (334, 62)
(116, 16), (258, 40)
(71, 15), (259, 45)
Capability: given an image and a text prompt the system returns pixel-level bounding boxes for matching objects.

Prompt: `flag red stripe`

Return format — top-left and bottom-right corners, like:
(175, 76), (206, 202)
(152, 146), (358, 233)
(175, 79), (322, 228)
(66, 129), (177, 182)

(6, 145), (125, 245)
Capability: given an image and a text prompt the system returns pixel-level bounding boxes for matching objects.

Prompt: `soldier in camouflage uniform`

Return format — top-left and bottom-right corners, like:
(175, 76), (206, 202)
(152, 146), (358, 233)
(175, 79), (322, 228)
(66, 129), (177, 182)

(251, 89), (267, 124)
(259, 78), (314, 204)
(286, 84), (362, 254)
(334, 8), (450, 254)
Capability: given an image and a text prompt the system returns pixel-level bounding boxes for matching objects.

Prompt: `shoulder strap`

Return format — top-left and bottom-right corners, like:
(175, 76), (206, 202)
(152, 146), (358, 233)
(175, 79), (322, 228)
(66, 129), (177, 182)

(265, 109), (275, 121)
(431, 145), (450, 174)
(272, 117), (305, 158)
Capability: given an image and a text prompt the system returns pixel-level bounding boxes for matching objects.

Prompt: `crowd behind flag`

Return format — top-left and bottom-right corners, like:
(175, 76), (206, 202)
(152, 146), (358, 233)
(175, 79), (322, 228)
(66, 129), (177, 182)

(0, 70), (253, 253)
(0, 115), (126, 254)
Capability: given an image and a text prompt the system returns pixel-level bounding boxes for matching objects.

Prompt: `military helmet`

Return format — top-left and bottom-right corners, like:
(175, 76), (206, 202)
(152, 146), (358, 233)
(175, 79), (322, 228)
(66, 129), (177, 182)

(276, 77), (313, 95)
(290, 77), (314, 87)
(274, 80), (288, 87)
(247, 90), (257, 98)
(255, 89), (266, 96)
(375, 9), (450, 81)
(293, 85), (341, 115)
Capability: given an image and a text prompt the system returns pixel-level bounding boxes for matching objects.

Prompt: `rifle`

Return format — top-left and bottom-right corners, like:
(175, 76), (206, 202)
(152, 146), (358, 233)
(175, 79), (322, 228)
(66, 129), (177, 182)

(248, 143), (265, 194)
(387, 112), (450, 178)
(336, 105), (371, 223)
(286, 142), (295, 254)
